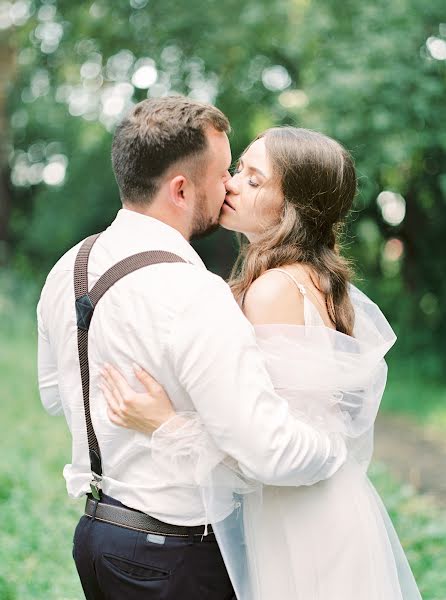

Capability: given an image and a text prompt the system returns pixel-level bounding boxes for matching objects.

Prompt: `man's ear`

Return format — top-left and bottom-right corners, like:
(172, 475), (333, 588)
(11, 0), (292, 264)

(168, 175), (188, 209)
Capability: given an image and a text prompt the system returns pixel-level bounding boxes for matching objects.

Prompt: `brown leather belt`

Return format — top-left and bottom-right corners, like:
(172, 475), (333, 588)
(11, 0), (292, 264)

(84, 497), (214, 537)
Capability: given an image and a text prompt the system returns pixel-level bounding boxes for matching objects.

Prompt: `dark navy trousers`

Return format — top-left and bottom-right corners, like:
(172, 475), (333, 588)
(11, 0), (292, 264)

(72, 494), (236, 599)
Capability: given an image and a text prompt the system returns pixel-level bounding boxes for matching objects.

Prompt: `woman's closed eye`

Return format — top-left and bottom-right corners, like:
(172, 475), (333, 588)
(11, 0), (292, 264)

(233, 165), (260, 188)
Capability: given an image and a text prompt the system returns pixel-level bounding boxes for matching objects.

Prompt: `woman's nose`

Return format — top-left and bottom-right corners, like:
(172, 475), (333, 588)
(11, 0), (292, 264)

(225, 175), (240, 195)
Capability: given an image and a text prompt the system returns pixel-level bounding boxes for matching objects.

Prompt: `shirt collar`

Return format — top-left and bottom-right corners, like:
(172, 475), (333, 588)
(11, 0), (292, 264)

(110, 208), (206, 269)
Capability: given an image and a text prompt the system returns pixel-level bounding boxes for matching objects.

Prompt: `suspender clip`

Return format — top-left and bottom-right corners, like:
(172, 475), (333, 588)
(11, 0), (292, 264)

(90, 472), (102, 501)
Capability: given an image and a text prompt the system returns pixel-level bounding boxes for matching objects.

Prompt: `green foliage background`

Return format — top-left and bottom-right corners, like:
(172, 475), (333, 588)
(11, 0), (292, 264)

(1, 0), (446, 597)
(2, 0), (445, 363)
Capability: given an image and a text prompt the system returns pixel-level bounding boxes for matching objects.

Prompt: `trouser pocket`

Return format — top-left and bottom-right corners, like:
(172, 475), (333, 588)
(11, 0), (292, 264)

(102, 554), (170, 581)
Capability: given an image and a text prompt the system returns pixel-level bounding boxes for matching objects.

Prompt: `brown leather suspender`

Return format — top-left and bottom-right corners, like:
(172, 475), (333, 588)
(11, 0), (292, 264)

(73, 233), (186, 500)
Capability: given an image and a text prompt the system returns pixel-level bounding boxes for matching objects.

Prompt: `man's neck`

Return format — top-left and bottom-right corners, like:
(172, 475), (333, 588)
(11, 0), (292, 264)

(122, 203), (190, 241)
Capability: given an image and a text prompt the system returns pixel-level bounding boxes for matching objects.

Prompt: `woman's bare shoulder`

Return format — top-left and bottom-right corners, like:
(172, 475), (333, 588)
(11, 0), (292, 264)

(243, 270), (305, 326)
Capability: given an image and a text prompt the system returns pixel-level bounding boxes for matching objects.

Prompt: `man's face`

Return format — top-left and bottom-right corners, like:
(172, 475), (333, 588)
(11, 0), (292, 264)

(189, 128), (232, 240)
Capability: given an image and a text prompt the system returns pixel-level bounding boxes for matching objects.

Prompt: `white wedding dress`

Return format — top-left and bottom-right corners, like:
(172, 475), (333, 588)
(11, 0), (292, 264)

(151, 275), (422, 599)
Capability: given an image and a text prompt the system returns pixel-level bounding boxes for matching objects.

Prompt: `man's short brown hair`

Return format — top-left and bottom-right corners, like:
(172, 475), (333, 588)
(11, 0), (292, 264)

(111, 96), (230, 205)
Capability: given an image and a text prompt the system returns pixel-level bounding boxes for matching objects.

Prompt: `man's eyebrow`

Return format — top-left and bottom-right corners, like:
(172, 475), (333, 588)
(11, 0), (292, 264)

(238, 158), (267, 179)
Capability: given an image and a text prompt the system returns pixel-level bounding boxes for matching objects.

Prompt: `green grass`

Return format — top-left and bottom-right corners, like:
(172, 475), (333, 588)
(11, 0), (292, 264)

(1, 303), (445, 599)
(0, 310), (84, 599)
(369, 463), (446, 599)
(382, 353), (446, 431)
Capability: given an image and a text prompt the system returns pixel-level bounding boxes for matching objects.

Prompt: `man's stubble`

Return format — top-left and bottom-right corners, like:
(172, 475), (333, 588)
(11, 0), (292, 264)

(189, 186), (221, 241)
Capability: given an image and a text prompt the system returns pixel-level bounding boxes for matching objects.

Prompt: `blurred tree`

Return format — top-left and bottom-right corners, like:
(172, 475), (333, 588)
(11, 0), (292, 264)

(0, 33), (16, 264)
(4, 0), (297, 278)
(293, 0), (446, 360)
(2, 0), (445, 361)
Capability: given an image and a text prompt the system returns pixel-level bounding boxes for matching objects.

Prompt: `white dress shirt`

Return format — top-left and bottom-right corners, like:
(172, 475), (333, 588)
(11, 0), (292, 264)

(37, 208), (346, 525)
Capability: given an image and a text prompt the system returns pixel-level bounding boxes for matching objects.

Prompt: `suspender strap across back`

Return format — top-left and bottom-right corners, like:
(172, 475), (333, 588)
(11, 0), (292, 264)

(74, 233), (186, 499)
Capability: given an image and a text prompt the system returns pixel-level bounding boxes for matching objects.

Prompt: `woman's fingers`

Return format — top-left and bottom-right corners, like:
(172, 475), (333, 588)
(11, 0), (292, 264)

(107, 403), (122, 426)
(101, 383), (135, 430)
(100, 372), (127, 413)
(100, 376), (113, 394)
(132, 363), (161, 394)
(100, 367), (120, 397)
(99, 382), (125, 427)
(99, 380), (119, 412)
(102, 362), (157, 399)
(103, 364), (134, 401)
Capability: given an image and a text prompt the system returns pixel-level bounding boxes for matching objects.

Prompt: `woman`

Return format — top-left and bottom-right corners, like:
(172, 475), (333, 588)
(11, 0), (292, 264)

(100, 127), (421, 599)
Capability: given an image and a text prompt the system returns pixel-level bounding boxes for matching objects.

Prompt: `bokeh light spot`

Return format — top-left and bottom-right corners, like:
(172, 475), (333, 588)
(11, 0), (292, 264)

(377, 191), (406, 226)
(426, 37), (446, 61)
(279, 89), (309, 109)
(384, 238), (404, 262)
(43, 155), (67, 186)
(132, 64), (158, 89)
(262, 65), (291, 91)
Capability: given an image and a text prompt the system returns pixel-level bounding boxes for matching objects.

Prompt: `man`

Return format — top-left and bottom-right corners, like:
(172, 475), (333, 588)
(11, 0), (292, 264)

(37, 96), (347, 599)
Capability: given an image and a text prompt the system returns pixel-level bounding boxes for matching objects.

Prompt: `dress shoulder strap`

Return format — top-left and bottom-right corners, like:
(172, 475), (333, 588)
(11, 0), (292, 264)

(267, 268), (307, 297)
(266, 268), (327, 327)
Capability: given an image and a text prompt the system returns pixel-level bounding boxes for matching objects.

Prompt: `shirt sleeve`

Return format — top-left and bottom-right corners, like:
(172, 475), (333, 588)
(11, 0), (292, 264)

(168, 274), (347, 487)
(37, 296), (63, 416)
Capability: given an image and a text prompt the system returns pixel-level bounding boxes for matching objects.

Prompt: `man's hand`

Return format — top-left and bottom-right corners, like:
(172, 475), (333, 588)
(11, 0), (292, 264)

(99, 363), (176, 434)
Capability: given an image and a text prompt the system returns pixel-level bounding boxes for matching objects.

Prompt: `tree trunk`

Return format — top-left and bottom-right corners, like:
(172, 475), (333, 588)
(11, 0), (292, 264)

(0, 36), (16, 265)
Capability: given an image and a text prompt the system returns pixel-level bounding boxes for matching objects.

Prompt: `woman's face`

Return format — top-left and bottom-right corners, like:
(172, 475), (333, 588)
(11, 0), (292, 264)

(220, 138), (283, 240)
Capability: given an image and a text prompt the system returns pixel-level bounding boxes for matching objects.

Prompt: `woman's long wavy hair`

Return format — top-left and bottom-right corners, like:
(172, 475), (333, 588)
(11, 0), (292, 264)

(228, 127), (357, 336)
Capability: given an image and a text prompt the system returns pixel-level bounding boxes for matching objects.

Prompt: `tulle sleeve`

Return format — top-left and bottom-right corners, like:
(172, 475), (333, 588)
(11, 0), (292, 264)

(253, 284), (396, 440)
(151, 411), (251, 490)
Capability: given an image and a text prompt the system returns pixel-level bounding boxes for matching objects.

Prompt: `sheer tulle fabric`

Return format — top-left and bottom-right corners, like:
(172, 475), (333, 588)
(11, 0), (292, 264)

(151, 285), (421, 599)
